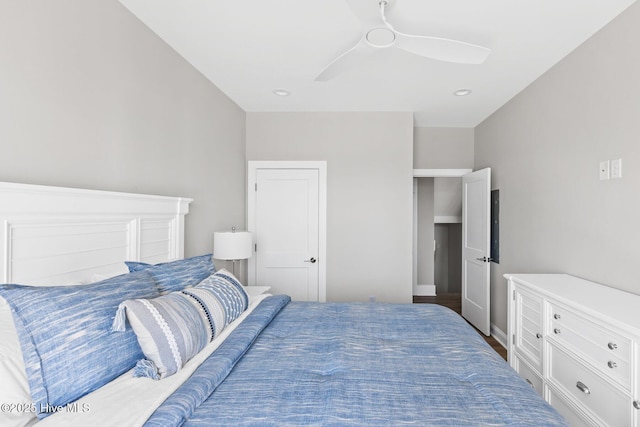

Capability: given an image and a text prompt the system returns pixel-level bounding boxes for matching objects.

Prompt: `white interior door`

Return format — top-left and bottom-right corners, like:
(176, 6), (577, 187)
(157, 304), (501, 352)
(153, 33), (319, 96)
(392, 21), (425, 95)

(462, 168), (491, 335)
(248, 162), (326, 302)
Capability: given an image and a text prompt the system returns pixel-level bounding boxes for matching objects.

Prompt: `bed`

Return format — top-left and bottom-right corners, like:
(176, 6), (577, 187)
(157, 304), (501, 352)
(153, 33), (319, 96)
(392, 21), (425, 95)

(0, 182), (568, 427)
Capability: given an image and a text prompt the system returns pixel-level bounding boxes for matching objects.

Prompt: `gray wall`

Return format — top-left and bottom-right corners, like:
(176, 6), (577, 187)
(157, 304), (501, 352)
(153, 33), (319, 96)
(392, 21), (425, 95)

(246, 112), (414, 303)
(416, 178), (435, 286)
(475, 1), (640, 332)
(0, 0), (247, 259)
(414, 127), (474, 169)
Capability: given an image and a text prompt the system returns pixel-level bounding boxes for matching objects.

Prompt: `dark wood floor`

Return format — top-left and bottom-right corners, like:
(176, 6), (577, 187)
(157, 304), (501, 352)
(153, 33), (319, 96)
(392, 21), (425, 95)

(413, 293), (507, 360)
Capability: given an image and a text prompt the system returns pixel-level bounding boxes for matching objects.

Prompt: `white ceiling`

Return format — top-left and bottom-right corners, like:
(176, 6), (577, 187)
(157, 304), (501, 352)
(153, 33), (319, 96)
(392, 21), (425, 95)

(119, 0), (636, 127)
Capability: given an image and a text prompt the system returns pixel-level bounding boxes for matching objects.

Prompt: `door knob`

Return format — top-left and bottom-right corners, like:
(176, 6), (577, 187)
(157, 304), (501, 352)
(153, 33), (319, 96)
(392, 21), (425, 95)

(305, 257), (317, 264)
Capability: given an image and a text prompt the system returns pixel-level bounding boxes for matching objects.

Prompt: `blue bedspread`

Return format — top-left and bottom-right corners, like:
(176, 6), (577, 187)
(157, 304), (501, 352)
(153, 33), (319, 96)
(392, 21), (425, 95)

(146, 295), (567, 426)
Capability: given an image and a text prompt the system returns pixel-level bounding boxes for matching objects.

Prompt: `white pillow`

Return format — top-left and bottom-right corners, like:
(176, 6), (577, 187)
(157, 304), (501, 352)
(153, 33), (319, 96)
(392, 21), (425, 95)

(0, 297), (36, 427)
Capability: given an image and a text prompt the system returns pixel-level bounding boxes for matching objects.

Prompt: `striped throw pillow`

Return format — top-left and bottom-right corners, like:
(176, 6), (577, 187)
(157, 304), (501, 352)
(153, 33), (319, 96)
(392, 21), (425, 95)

(113, 269), (248, 379)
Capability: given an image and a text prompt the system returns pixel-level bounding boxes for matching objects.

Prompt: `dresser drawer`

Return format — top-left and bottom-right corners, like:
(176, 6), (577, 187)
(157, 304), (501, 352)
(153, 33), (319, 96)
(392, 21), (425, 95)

(514, 355), (543, 396)
(549, 344), (631, 427)
(513, 287), (544, 370)
(548, 303), (631, 389)
(547, 386), (594, 427)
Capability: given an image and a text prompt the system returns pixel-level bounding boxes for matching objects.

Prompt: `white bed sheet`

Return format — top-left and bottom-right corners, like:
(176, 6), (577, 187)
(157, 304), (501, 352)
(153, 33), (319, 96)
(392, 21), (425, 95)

(36, 293), (271, 427)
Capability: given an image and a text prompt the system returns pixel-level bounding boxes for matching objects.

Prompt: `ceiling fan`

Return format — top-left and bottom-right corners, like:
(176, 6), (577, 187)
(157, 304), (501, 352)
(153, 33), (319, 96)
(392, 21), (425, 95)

(315, 0), (491, 81)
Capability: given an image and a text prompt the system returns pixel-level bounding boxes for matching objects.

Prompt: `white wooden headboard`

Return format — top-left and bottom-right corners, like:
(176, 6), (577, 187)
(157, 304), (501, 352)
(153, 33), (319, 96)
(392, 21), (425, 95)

(0, 182), (192, 285)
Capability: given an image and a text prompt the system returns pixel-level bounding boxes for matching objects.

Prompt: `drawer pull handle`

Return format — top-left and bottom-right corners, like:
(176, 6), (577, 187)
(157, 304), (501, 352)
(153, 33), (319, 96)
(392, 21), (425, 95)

(608, 342), (618, 350)
(553, 328), (561, 334)
(576, 381), (590, 395)
(536, 333), (542, 339)
(608, 361), (617, 369)
(634, 401), (640, 410)
(525, 379), (534, 388)
(553, 313), (561, 320)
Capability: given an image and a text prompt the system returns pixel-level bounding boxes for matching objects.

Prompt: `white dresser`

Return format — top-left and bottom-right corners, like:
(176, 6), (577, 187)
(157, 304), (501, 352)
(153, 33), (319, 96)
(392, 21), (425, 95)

(506, 274), (640, 427)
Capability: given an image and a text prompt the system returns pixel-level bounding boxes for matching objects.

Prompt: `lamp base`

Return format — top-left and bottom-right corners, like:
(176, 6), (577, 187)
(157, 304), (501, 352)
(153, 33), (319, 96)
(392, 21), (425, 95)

(230, 260), (238, 277)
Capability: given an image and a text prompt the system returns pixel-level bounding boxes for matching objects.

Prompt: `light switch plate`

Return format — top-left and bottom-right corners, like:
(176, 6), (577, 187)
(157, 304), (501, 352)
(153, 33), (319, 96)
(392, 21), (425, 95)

(611, 158), (622, 179)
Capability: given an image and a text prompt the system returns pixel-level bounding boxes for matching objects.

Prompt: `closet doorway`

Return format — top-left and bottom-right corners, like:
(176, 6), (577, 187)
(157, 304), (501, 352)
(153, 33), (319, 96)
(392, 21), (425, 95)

(413, 169), (471, 297)
(434, 222), (462, 294)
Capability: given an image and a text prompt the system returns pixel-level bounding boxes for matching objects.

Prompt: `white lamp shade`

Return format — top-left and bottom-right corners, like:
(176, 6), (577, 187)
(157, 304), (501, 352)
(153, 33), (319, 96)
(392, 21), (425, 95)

(213, 231), (252, 260)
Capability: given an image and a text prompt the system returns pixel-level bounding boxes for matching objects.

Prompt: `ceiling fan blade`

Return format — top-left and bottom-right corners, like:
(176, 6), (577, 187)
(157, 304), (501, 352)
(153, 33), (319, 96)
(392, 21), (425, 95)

(315, 37), (375, 81)
(395, 33), (491, 64)
(344, 0), (385, 28)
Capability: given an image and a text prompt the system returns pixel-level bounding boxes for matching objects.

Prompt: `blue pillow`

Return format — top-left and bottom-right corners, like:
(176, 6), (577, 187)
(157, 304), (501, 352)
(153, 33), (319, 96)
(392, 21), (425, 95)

(0, 270), (159, 419)
(125, 254), (215, 294)
(113, 269), (248, 380)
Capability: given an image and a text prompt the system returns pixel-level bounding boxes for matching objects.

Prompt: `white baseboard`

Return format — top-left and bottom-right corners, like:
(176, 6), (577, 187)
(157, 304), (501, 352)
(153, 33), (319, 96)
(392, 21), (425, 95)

(490, 323), (508, 350)
(413, 284), (436, 296)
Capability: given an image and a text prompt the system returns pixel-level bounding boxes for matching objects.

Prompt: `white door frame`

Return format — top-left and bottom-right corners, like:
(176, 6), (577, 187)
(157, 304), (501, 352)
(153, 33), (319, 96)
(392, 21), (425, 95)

(247, 161), (327, 302)
(413, 169), (472, 296)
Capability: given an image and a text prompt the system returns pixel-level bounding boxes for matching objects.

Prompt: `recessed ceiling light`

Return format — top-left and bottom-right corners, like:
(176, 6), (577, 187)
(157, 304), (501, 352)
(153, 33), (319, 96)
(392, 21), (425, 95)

(454, 89), (472, 96)
(273, 89), (290, 96)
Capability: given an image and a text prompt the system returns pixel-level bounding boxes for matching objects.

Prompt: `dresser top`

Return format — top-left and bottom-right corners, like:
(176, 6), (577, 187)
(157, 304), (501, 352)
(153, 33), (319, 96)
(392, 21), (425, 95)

(505, 274), (640, 333)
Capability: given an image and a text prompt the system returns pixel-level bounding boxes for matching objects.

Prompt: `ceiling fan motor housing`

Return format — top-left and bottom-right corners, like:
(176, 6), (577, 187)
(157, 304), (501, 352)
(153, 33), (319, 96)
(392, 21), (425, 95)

(366, 27), (396, 47)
